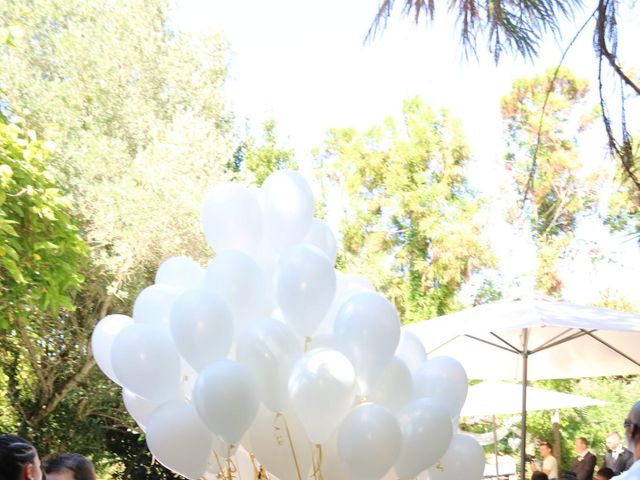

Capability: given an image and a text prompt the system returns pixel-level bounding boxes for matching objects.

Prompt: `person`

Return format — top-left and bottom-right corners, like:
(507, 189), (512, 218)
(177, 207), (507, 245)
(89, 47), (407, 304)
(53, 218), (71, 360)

(605, 431), (634, 475)
(43, 453), (96, 480)
(532, 472), (550, 480)
(531, 441), (559, 480)
(0, 434), (43, 480)
(617, 400), (640, 480)
(570, 437), (597, 480)
(596, 467), (616, 480)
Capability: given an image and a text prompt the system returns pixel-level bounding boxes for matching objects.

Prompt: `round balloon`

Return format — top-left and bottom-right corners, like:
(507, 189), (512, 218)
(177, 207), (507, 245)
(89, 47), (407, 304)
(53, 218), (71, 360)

(427, 433), (485, 480)
(155, 256), (204, 291)
(262, 169), (314, 249)
(132, 284), (181, 326)
(337, 403), (402, 480)
(369, 356), (413, 413)
(146, 400), (213, 480)
(91, 314), (133, 384)
(201, 183), (263, 254)
(413, 356), (469, 418)
(316, 273), (375, 335)
(170, 288), (234, 371)
(193, 359), (260, 445)
(122, 388), (156, 432)
(111, 323), (181, 402)
(288, 348), (356, 444)
(395, 329), (428, 372)
(303, 219), (337, 266)
(274, 244), (336, 336)
(334, 292), (401, 392)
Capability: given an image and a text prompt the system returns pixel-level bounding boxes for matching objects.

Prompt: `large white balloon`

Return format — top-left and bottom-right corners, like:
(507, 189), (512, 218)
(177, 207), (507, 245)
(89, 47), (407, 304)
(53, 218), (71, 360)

(396, 329), (428, 372)
(262, 169), (314, 249)
(274, 245), (336, 336)
(248, 405), (312, 480)
(170, 288), (234, 371)
(369, 356), (414, 413)
(155, 256), (204, 291)
(132, 284), (181, 326)
(204, 250), (268, 334)
(111, 323), (181, 402)
(394, 398), (454, 480)
(193, 359), (260, 445)
(91, 314), (133, 384)
(427, 433), (485, 480)
(146, 400), (213, 480)
(413, 356), (469, 418)
(303, 219), (337, 266)
(316, 273), (375, 335)
(334, 292), (401, 392)
(122, 389), (156, 432)
(337, 403), (402, 480)
(201, 183), (263, 254)
(236, 318), (302, 412)
(288, 348), (356, 444)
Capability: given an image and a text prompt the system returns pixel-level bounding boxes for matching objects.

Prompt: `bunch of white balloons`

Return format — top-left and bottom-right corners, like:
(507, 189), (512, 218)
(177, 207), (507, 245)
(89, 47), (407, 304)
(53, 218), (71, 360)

(91, 169), (485, 480)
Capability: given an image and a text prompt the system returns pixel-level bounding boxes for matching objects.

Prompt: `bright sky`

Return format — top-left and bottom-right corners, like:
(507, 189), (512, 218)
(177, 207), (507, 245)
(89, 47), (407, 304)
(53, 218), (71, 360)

(171, 0), (640, 308)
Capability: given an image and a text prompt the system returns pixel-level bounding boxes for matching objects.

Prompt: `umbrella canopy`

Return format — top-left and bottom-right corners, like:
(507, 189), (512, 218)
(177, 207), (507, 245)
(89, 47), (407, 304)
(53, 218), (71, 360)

(405, 296), (640, 479)
(405, 296), (640, 380)
(461, 380), (608, 417)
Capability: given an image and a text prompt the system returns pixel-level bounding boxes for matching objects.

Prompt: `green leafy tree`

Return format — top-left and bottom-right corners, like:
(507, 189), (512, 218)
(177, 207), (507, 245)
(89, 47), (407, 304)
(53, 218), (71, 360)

(317, 97), (494, 322)
(500, 68), (601, 294)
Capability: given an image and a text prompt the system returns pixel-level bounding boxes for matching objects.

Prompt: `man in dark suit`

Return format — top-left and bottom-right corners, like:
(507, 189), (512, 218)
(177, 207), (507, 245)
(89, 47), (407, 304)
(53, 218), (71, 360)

(604, 431), (634, 475)
(570, 437), (596, 480)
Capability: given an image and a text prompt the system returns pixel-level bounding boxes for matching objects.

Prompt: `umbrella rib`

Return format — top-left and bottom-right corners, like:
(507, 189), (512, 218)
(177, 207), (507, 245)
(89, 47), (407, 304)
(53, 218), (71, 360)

(464, 333), (521, 354)
(583, 330), (640, 368)
(529, 329), (593, 354)
(490, 332), (522, 353)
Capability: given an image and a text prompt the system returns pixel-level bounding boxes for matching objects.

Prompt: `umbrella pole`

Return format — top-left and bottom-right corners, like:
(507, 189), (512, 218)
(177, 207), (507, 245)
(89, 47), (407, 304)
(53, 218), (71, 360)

(493, 415), (499, 478)
(520, 329), (529, 480)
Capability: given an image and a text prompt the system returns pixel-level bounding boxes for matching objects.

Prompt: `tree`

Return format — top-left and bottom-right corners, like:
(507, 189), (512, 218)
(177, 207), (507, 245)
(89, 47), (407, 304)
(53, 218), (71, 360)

(368, 0), (640, 212)
(500, 68), (601, 294)
(316, 97), (494, 322)
(0, 0), (234, 475)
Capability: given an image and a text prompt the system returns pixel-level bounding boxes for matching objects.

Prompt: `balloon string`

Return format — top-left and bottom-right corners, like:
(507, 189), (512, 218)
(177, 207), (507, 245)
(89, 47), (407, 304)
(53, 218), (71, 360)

(250, 453), (270, 480)
(311, 444), (325, 480)
(213, 451), (224, 475)
(281, 413), (303, 480)
(304, 336), (312, 352)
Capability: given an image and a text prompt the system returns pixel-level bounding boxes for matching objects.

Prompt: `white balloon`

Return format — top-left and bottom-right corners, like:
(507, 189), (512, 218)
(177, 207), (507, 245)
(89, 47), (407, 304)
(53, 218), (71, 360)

(155, 256), (204, 291)
(236, 318), (302, 412)
(413, 356), (469, 418)
(132, 284), (181, 326)
(316, 272), (375, 335)
(111, 323), (181, 402)
(288, 348), (356, 444)
(369, 356), (414, 413)
(427, 433), (485, 480)
(274, 245), (336, 336)
(262, 169), (314, 249)
(201, 183), (263, 254)
(91, 314), (133, 384)
(122, 388), (156, 432)
(170, 288), (234, 371)
(193, 359), (260, 445)
(303, 219), (337, 266)
(205, 250), (268, 334)
(394, 398), (454, 480)
(334, 292), (401, 392)
(320, 429), (350, 480)
(396, 329), (428, 372)
(146, 400), (213, 480)
(337, 403), (402, 480)
(248, 405), (312, 480)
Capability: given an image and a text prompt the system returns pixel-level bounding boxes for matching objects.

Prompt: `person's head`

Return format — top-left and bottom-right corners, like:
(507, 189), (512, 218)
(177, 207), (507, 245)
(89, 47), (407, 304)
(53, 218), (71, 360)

(539, 441), (553, 457)
(624, 400), (640, 458)
(43, 453), (96, 480)
(595, 467), (615, 480)
(532, 472), (549, 480)
(0, 434), (42, 480)
(575, 437), (589, 454)
(605, 432), (621, 451)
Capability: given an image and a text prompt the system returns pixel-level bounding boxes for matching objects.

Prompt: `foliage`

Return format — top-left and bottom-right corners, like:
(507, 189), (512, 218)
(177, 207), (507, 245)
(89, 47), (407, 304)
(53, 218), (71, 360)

(316, 97), (494, 322)
(0, 117), (87, 327)
(500, 68), (601, 295)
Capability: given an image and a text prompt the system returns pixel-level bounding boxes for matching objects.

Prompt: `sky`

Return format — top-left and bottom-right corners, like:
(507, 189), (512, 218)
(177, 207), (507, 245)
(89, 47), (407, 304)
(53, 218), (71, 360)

(170, 0), (640, 307)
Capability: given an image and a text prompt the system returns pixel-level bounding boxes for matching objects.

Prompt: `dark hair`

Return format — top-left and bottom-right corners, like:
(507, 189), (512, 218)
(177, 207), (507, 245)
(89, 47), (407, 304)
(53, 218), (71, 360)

(540, 441), (553, 451)
(532, 472), (549, 480)
(44, 453), (96, 480)
(0, 434), (38, 480)
(596, 467), (615, 479)
(577, 436), (589, 447)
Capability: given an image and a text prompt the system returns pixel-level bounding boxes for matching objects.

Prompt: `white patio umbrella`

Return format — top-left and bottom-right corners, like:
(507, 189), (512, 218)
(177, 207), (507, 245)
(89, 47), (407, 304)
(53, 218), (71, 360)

(405, 296), (640, 479)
